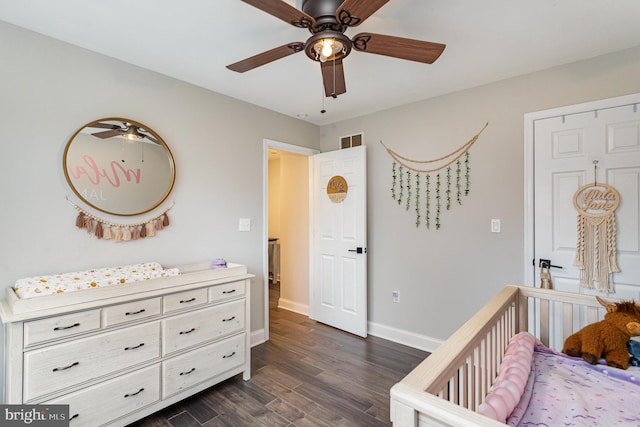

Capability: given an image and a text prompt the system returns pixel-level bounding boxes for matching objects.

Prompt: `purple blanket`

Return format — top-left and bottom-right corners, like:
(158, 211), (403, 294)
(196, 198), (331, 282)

(508, 345), (640, 426)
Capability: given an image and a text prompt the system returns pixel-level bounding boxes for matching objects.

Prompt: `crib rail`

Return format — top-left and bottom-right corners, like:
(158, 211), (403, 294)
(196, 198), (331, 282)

(390, 285), (610, 427)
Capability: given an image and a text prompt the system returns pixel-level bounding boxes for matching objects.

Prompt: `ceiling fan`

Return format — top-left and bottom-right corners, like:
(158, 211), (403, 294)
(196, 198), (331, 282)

(88, 122), (159, 144)
(226, 0), (446, 98)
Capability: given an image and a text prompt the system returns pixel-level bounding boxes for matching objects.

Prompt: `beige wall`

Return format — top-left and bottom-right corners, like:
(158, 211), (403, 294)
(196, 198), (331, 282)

(319, 46), (640, 347)
(3, 17), (640, 361)
(0, 21), (319, 361)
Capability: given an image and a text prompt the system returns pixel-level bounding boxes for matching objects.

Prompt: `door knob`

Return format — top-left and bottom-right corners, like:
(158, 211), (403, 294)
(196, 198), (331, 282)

(539, 258), (563, 269)
(348, 247), (366, 254)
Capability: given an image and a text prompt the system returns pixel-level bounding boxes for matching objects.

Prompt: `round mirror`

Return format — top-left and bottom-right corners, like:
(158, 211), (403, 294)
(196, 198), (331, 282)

(64, 118), (175, 216)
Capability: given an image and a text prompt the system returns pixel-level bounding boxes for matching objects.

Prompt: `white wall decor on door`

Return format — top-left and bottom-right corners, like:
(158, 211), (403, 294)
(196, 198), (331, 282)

(572, 171), (621, 292)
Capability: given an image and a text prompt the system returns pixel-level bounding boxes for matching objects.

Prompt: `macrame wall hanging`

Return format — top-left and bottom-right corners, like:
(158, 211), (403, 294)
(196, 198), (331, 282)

(68, 199), (173, 243)
(382, 123), (488, 229)
(573, 161), (621, 293)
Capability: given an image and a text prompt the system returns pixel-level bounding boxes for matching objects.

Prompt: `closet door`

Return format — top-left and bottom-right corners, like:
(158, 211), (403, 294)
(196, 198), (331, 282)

(533, 101), (640, 299)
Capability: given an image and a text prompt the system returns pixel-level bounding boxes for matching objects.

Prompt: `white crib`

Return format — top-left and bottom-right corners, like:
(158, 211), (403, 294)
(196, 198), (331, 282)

(390, 285), (611, 426)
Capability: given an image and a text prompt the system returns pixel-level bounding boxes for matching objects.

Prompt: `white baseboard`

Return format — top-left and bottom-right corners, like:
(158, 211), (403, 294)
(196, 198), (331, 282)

(368, 321), (443, 353)
(252, 313), (441, 353)
(277, 298), (309, 316)
(251, 329), (265, 347)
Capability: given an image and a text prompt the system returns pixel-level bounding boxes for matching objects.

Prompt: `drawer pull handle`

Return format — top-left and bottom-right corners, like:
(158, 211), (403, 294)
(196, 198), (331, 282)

(53, 361), (79, 372)
(180, 298), (196, 304)
(222, 316), (236, 322)
(124, 388), (144, 398)
(180, 368), (196, 376)
(125, 309), (146, 316)
(179, 328), (196, 335)
(53, 323), (80, 331)
(222, 289), (236, 294)
(124, 343), (145, 351)
(223, 351), (236, 359)
(70, 414), (79, 421)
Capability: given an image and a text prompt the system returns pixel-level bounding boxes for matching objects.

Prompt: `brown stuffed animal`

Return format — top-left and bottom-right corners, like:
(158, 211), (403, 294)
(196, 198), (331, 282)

(562, 298), (640, 369)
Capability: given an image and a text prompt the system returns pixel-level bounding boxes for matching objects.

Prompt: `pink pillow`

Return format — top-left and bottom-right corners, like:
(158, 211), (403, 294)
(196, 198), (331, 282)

(477, 332), (536, 422)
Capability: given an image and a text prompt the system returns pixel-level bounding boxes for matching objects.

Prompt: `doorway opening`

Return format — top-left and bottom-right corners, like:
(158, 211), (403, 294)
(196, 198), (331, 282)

(262, 139), (319, 343)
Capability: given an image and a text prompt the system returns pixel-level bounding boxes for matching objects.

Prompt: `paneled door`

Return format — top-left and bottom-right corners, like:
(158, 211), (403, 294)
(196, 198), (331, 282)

(311, 146), (367, 337)
(531, 95), (640, 299)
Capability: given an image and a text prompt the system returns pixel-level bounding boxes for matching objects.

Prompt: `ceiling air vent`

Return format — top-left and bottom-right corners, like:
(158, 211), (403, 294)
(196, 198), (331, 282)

(340, 133), (363, 149)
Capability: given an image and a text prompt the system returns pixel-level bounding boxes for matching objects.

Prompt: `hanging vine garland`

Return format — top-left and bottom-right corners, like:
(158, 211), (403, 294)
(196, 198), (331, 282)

(68, 198), (174, 242)
(381, 123), (488, 229)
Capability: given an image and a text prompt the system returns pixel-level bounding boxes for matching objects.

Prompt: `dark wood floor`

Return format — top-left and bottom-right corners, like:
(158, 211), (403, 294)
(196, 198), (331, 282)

(129, 285), (428, 426)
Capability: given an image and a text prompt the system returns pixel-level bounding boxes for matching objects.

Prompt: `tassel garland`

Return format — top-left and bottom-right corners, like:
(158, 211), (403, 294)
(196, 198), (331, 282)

(68, 200), (173, 243)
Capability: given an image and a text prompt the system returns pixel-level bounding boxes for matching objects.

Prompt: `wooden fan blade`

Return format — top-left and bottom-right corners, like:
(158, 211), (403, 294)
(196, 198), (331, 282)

(92, 130), (122, 139)
(241, 0), (315, 28)
(88, 122), (121, 130)
(352, 32), (445, 64)
(337, 0), (389, 27)
(142, 134), (159, 144)
(321, 59), (346, 97)
(227, 42), (304, 73)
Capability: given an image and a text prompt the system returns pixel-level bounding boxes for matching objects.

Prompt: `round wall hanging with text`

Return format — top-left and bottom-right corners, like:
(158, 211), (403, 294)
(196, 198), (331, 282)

(327, 176), (348, 203)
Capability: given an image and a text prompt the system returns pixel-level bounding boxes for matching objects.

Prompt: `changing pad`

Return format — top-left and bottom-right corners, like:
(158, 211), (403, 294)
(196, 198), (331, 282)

(13, 262), (180, 299)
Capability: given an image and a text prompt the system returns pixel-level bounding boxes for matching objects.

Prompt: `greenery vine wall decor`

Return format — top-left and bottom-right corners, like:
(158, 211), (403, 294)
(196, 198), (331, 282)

(382, 123), (488, 229)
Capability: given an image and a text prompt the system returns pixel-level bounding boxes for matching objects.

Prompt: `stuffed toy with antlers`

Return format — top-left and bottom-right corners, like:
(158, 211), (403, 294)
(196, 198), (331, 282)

(562, 297), (640, 369)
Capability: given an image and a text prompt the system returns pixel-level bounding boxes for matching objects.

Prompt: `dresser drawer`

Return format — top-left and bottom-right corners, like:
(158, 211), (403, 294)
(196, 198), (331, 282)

(163, 288), (208, 313)
(162, 299), (245, 355)
(24, 321), (160, 402)
(209, 280), (245, 303)
(47, 364), (160, 427)
(162, 333), (245, 398)
(23, 309), (101, 348)
(102, 297), (161, 327)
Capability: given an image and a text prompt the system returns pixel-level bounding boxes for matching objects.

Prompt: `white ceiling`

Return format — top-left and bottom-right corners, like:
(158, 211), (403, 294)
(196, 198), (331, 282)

(2, 0), (640, 126)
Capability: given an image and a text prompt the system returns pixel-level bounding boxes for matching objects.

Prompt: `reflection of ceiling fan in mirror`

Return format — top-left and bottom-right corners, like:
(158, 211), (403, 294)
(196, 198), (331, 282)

(89, 122), (159, 144)
(227, 0), (446, 98)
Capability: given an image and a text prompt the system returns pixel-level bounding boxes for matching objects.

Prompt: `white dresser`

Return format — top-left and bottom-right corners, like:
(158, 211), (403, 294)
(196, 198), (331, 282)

(0, 262), (252, 427)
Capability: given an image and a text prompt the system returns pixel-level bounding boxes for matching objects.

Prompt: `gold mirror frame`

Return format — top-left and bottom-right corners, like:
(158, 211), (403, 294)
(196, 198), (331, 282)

(63, 118), (175, 216)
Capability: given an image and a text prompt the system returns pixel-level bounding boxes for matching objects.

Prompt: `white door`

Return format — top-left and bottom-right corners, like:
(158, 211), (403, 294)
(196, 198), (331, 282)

(532, 96), (640, 301)
(311, 146), (367, 337)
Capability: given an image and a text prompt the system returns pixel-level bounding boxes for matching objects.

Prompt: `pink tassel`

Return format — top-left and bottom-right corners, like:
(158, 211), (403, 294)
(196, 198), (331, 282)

(132, 226), (140, 240)
(103, 226), (112, 240)
(95, 221), (103, 239)
(163, 213), (169, 227)
(84, 217), (93, 234)
(114, 227), (122, 243)
(76, 212), (85, 228)
(148, 220), (156, 237)
(122, 227), (132, 241)
(155, 217), (163, 231)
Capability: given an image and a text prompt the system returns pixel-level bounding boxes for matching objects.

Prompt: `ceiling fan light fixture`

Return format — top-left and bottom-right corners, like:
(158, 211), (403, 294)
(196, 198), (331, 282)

(304, 31), (351, 63)
(124, 125), (144, 141)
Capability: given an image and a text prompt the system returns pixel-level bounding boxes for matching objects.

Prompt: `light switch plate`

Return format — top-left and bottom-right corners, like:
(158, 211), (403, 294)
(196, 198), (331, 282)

(239, 218), (251, 232)
(491, 219), (501, 233)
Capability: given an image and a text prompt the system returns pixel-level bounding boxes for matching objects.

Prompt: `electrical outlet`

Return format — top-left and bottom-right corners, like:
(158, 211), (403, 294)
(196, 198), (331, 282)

(392, 290), (400, 303)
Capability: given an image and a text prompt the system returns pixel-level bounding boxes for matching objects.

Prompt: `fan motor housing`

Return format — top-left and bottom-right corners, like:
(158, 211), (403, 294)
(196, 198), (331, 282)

(302, 0), (345, 32)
